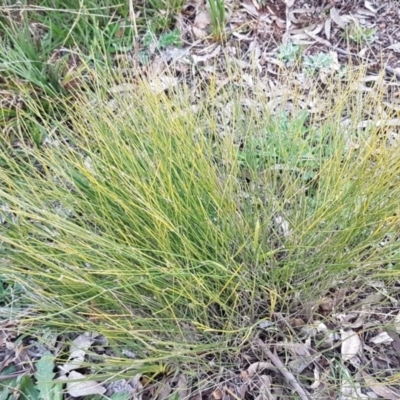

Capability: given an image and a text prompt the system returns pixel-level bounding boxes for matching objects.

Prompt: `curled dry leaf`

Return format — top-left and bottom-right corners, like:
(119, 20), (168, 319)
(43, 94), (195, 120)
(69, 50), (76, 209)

(247, 361), (277, 377)
(287, 342), (315, 374)
(191, 45), (221, 64)
(340, 329), (361, 362)
(309, 366), (320, 390)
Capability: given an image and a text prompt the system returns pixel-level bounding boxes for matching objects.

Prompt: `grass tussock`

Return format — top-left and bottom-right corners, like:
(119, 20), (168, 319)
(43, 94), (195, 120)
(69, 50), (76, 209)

(1, 60), (400, 372)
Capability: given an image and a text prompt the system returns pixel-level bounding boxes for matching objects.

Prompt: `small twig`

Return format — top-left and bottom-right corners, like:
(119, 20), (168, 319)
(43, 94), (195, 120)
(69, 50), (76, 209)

(128, 0), (138, 39)
(0, 371), (26, 381)
(257, 339), (311, 400)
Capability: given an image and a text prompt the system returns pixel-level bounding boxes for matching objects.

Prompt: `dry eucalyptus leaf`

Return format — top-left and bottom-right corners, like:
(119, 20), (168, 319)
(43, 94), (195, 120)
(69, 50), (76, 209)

(193, 8), (211, 38)
(191, 46), (221, 64)
(192, 26), (207, 39)
(387, 43), (400, 52)
(324, 17), (331, 40)
(61, 333), (95, 374)
(177, 374), (189, 400)
(287, 342), (315, 374)
(364, 1), (377, 13)
(212, 388), (223, 400)
(66, 371), (106, 398)
(241, 0), (259, 17)
(330, 7), (347, 29)
(361, 371), (400, 400)
(149, 76), (179, 94)
(369, 331), (393, 345)
(309, 366), (320, 389)
(194, 10), (211, 29)
(341, 329), (361, 362)
(156, 382), (172, 400)
(394, 311), (400, 333)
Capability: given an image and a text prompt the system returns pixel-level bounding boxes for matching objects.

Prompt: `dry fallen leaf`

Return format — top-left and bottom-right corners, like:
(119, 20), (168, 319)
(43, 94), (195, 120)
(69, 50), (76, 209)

(177, 374), (189, 400)
(340, 329), (361, 362)
(394, 310), (400, 333)
(156, 382), (172, 400)
(330, 7), (347, 29)
(193, 10), (211, 38)
(369, 331), (393, 345)
(212, 388), (223, 400)
(361, 371), (400, 400)
(324, 17), (331, 40)
(60, 333), (95, 374)
(65, 371), (106, 398)
(149, 76), (179, 94)
(255, 375), (273, 400)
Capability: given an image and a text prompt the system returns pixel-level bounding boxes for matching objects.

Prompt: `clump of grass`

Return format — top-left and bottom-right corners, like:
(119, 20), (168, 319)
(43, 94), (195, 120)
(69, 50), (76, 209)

(207, 0), (226, 41)
(1, 58), (400, 375)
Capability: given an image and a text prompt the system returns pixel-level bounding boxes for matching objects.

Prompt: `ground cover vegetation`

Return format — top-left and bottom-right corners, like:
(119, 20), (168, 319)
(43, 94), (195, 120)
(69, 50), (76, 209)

(1, 0), (400, 399)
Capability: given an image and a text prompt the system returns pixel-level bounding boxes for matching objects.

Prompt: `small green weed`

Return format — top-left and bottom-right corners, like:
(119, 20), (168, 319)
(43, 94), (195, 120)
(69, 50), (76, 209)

(277, 43), (302, 63)
(143, 28), (182, 49)
(303, 52), (333, 74)
(238, 109), (332, 181)
(342, 23), (376, 45)
(101, 21), (136, 54)
(0, 354), (62, 400)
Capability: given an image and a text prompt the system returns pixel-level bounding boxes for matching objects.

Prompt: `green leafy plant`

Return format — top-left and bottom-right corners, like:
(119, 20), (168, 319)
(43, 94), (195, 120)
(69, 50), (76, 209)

(158, 29), (182, 49)
(303, 52), (333, 74)
(277, 43), (301, 63)
(34, 352), (62, 400)
(144, 28), (182, 49)
(0, 354), (62, 400)
(238, 109), (327, 179)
